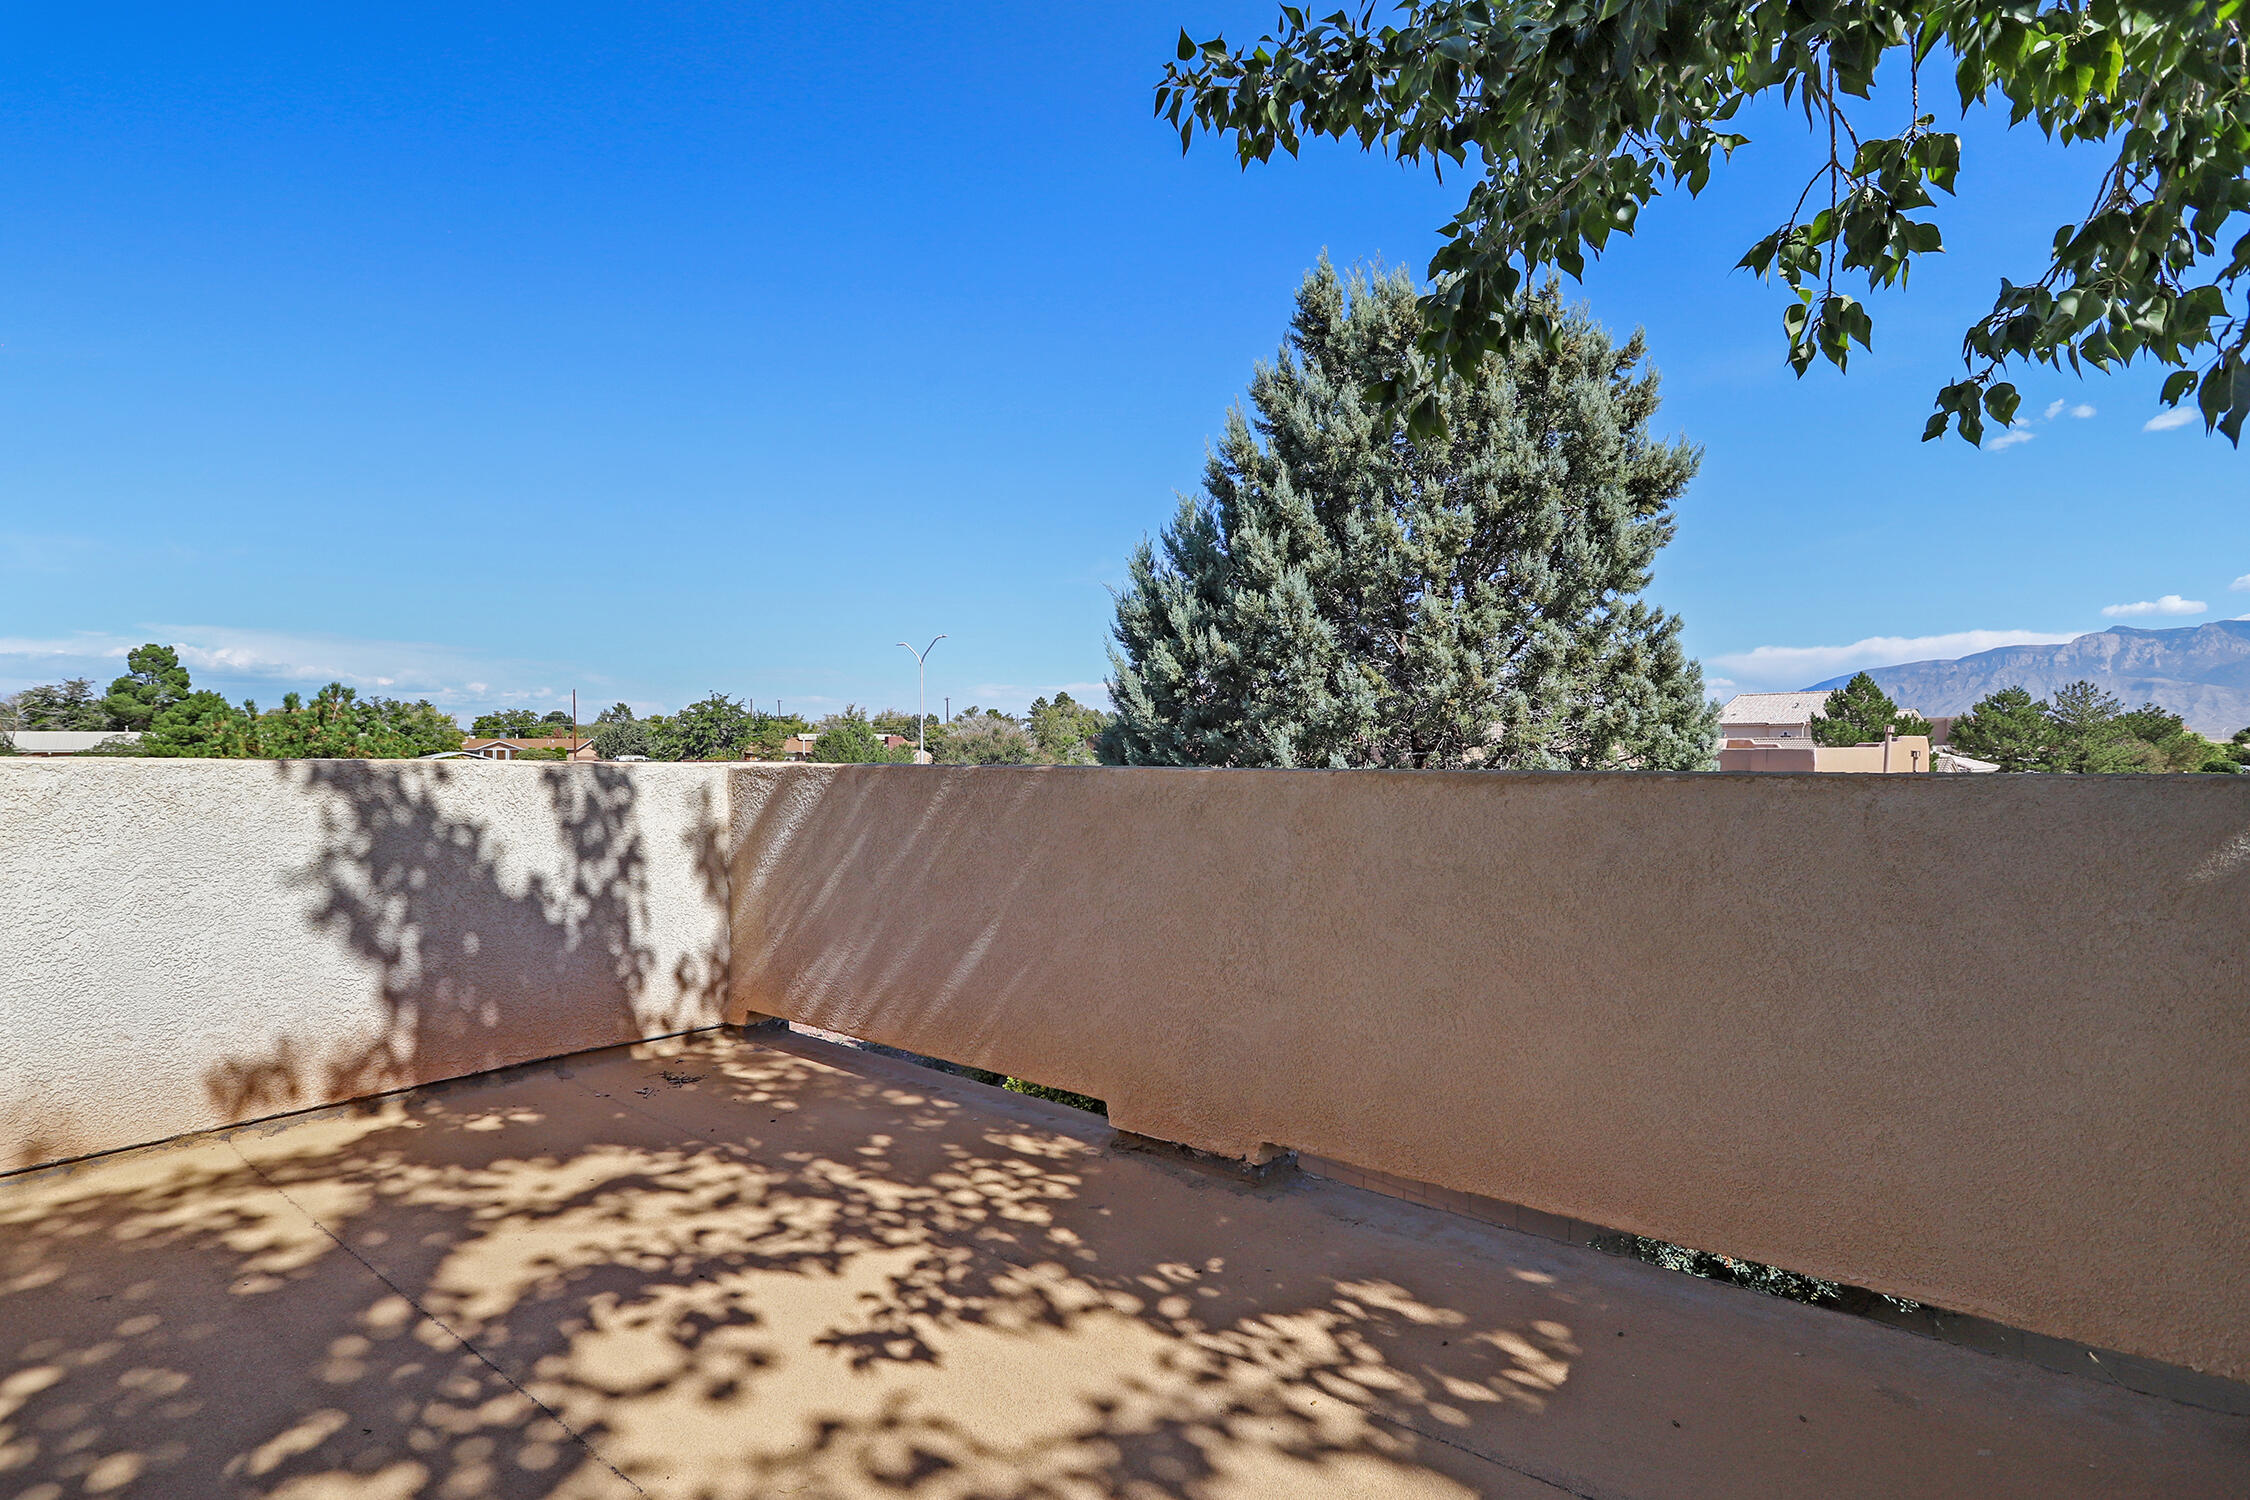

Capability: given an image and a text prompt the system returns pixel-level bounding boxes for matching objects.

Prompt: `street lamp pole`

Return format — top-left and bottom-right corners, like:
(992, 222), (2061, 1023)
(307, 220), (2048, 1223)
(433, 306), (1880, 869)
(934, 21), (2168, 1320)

(896, 635), (945, 763)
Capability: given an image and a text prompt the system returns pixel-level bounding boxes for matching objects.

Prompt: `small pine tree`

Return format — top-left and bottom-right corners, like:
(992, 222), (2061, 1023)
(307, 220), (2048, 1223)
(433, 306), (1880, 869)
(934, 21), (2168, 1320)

(1102, 263), (1715, 770)
(2043, 680), (2147, 773)
(1809, 673), (1933, 747)
(1948, 687), (2051, 771)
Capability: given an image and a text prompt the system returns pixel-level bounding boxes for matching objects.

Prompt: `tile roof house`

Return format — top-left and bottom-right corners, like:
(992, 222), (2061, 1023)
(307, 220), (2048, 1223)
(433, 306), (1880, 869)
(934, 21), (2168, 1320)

(1715, 692), (1832, 742)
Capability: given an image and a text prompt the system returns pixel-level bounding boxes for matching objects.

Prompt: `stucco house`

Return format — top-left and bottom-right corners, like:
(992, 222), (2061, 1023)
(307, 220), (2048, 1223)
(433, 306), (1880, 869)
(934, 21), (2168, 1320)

(460, 736), (598, 762)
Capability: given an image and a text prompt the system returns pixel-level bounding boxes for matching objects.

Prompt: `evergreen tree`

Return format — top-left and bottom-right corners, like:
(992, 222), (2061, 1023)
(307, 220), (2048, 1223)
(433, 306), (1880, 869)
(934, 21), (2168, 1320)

(2112, 702), (2219, 772)
(135, 684), (460, 758)
(100, 644), (193, 732)
(2043, 681), (2148, 773)
(141, 692), (262, 757)
(14, 678), (109, 731)
(1948, 687), (2051, 772)
(1103, 264), (1714, 770)
(1809, 673), (1933, 747)
(254, 684), (462, 758)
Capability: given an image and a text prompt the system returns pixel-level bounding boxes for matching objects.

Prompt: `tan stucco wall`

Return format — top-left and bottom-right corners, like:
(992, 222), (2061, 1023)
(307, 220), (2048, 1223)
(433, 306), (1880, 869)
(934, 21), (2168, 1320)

(1814, 735), (1931, 773)
(728, 764), (2250, 1380)
(0, 759), (739, 1171)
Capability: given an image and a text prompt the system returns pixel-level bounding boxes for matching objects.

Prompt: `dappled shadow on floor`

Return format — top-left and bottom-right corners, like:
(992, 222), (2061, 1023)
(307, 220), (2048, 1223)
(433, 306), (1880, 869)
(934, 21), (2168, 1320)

(3, 1034), (1583, 1499)
(5, 1033), (2244, 1500)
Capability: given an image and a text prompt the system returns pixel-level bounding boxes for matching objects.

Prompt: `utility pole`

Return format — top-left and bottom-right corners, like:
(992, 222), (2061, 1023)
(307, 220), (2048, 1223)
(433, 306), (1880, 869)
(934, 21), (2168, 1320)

(944, 696), (950, 725)
(897, 635), (945, 764)
(571, 690), (578, 757)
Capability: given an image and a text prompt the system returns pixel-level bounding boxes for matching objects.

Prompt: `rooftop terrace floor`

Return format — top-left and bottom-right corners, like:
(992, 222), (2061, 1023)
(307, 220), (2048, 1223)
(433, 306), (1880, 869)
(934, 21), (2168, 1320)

(2, 1030), (2241, 1500)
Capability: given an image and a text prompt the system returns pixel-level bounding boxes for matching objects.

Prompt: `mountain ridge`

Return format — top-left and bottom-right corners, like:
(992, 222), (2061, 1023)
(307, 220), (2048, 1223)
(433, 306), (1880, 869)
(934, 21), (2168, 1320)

(1807, 620), (2250, 737)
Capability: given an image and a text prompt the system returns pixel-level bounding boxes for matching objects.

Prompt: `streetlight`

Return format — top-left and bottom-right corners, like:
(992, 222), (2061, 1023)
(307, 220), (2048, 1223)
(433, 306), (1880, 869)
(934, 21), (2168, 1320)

(897, 635), (945, 763)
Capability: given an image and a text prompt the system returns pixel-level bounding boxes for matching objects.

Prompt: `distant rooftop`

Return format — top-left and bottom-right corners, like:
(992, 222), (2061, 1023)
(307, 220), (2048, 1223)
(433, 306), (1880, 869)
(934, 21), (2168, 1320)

(1716, 691), (1831, 724)
(3, 730), (139, 755)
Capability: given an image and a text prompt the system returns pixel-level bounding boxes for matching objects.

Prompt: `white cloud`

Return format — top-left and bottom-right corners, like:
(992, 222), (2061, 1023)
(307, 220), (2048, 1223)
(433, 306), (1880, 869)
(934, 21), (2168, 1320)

(2145, 407), (2199, 432)
(2101, 595), (2206, 618)
(0, 632), (133, 663)
(1710, 629), (2081, 690)
(1986, 422), (2037, 450)
(2043, 399), (2064, 420)
(2069, 403), (2096, 419)
(0, 625), (577, 709)
(2229, 575), (2250, 592)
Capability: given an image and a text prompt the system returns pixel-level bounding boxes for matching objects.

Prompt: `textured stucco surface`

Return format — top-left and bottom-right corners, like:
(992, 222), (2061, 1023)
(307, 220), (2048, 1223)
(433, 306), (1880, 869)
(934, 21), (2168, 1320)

(1, 759), (737, 1170)
(728, 763), (2250, 1381)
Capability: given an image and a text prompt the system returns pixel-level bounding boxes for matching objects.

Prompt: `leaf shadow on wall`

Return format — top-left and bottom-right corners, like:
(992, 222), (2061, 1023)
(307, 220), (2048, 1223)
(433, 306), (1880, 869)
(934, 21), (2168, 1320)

(202, 762), (680, 1124)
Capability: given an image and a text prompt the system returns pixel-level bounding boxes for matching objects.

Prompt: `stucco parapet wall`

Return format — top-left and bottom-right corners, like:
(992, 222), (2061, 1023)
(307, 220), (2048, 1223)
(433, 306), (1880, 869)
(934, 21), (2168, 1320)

(726, 762), (2250, 1383)
(0, 758), (741, 1173)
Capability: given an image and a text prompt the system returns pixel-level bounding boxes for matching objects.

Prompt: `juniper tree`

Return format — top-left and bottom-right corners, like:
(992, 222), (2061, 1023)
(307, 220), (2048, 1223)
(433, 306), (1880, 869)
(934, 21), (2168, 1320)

(1809, 672), (1933, 746)
(1102, 262), (1715, 771)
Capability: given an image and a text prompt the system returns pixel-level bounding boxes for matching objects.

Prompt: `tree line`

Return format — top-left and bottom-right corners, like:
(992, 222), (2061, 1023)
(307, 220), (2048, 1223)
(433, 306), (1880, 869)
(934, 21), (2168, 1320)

(1949, 681), (2248, 775)
(1, 649), (1116, 767)
(0, 645), (462, 759)
(585, 692), (1110, 766)
(1805, 671), (2247, 774)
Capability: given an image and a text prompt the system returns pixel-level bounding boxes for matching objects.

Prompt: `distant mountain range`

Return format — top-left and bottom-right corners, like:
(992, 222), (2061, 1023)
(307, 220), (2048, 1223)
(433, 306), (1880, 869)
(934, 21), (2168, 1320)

(1810, 621), (2250, 737)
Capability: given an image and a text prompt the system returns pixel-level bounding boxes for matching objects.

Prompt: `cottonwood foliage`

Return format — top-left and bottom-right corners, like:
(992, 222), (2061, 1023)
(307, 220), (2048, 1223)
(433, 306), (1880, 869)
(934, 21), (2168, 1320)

(1103, 263), (1715, 770)
(1160, 3), (2250, 442)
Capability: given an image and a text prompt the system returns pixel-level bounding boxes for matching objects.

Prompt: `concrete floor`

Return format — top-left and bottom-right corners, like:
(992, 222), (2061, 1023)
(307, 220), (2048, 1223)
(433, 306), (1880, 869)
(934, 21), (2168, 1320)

(1, 1031), (2241, 1500)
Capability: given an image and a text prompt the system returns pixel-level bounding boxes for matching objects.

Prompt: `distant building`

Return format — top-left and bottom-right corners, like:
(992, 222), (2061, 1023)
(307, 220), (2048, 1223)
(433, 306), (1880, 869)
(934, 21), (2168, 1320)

(1716, 691), (1951, 760)
(1715, 692), (1830, 743)
(460, 736), (597, 762)
(5, 731), (142, 756)
(763, 732), (909, 762)
(1718, 733), (1933, 774)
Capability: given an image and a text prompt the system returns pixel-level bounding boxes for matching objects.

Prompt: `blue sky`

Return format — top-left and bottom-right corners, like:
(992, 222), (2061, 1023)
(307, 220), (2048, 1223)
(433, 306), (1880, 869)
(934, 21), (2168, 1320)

(2, 3), (2243, 718)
